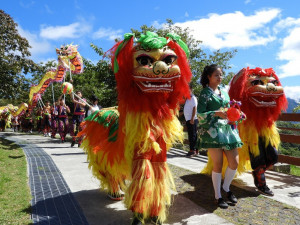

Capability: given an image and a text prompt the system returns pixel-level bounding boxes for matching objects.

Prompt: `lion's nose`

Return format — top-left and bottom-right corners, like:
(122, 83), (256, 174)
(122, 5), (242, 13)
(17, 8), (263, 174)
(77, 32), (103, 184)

(266, 83), (277, 92)
(153, 61), (169, 76)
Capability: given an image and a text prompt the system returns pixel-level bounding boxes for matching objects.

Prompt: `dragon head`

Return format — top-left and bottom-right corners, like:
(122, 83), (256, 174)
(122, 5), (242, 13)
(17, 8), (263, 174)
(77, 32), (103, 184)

(56, 44), (78, 59)
(110, 32), (192, 118)
(229, 67), (288, 129)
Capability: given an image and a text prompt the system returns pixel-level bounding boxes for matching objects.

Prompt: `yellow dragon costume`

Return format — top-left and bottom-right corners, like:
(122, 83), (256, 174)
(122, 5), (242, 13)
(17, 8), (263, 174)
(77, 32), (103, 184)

(1, 44), (83, 117)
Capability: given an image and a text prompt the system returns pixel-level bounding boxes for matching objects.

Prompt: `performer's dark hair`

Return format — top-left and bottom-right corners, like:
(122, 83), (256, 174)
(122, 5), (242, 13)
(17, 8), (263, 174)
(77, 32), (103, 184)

(200, 64), (221, 87)
(90, 94), (98, 102)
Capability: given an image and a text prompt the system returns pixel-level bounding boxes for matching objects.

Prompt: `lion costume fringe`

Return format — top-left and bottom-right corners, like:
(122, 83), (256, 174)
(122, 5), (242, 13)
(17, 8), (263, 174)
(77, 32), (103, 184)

(79, 32), (192, 224)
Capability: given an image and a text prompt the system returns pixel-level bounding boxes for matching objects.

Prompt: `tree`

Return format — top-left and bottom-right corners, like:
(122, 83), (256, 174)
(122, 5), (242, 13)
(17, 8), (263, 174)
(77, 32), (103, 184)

(293, 105), (300, 113)
(0, 10), (37, 100)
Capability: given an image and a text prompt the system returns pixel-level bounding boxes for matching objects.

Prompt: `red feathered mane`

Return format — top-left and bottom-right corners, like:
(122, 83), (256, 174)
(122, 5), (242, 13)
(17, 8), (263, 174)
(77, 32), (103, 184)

(229, 67), (288, 130)
(111, 37), (192, 120)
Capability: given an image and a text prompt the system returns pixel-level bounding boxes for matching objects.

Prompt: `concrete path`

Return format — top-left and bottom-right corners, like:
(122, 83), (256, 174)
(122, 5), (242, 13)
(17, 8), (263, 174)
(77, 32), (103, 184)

(15, 139), (89, 225)
(1, 132), (232, 225)
(2, 131), (300, 224)
(168, 148), (300, 209)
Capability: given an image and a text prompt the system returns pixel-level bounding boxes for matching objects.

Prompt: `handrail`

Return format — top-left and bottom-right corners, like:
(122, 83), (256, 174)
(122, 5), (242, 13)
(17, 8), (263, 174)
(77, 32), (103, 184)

(277, 113), (300, 166)
(278, 113), (300, 122)
(277, 127), (300, 132)
(182, 113), (300, 167)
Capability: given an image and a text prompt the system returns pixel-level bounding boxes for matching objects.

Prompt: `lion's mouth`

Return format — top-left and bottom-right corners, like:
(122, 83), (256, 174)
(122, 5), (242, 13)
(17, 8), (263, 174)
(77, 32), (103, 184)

(133, 74), (180, 92)
(136, 81), (173, 92)
(248, 91), (284, 107)
(249, 96), (277, 107)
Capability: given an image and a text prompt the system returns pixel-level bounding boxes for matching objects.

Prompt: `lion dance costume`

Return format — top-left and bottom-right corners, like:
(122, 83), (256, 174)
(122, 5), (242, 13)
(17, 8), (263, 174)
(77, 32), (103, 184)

(79, 32), (192, 224)
(229, 67), (287, 195)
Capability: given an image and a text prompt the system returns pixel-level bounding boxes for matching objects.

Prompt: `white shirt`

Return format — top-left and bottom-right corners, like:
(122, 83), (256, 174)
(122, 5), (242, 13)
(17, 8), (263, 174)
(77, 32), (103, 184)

(184, 94), (198, 121)
(87, 105), (100, 116)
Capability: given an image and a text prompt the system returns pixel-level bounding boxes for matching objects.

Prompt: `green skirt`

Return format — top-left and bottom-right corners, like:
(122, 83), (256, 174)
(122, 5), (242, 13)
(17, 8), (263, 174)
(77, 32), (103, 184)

(196, 121), (243, 150)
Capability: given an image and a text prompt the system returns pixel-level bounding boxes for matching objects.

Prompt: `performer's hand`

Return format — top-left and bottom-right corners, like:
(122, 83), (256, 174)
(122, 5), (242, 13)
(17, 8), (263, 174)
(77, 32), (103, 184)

(190, 119), (194, 124)
(215, 110), (227, 119)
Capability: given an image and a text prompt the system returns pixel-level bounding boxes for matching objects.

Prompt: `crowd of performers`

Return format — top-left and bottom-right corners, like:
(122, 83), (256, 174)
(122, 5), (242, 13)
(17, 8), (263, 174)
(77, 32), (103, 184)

(1, 31), (289, 225)
(77, 32), (288, 225)
(6, 92), (100, 147)
(0, 111), (10, 132)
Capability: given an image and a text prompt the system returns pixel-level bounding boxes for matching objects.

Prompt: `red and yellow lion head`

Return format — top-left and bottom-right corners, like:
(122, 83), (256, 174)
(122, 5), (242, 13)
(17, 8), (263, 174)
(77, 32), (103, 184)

(229, 67), (288, 130)
(109, 32), (192, 119)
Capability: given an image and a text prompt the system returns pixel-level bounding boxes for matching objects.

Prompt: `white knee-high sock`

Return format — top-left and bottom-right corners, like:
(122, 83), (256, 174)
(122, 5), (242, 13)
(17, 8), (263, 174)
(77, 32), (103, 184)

(222, 167), (237, 192)
(212, 171), (222, 199)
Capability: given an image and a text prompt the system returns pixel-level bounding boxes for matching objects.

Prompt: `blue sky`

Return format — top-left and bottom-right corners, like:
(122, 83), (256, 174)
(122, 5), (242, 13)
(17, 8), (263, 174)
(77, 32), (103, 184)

(2, 0), (300, 100)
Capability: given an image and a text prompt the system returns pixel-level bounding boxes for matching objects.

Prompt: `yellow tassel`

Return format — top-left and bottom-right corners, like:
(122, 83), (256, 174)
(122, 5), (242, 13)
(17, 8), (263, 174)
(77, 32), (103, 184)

(81, 139), (128, 193)
(124, 111), (183, 169)
(124, 159), (175, 222)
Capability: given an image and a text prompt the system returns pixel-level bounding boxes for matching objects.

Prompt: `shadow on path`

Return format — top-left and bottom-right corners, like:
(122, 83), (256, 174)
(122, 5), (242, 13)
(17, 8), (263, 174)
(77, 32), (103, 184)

(178, 173), (259, 212)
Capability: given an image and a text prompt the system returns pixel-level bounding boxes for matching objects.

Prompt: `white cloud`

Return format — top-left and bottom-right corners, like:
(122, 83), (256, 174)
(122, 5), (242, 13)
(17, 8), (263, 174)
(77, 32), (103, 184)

(44, 4), (53, 14)
(185, 12), (189, 17)
(276, 17), (300, 78)
(174, 8), (280, 49)
(92, 27), (123, 41)
(38, 58), (57, 67)
(283, 86), (300, 101)
(74, 0), (81, 10)
(40, 22), (92, 40)
(151, 20), (163, 29)
(245, 0), (251, 4)
(20, 0), (35, 8)
(18, 26), (52, 56)
(245, 62), (255, 68)
(274, 17), (300, 33)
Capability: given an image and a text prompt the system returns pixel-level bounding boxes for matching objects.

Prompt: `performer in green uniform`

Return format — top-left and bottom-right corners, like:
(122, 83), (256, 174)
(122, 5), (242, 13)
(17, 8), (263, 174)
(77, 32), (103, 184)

(197, 64), (243, 208)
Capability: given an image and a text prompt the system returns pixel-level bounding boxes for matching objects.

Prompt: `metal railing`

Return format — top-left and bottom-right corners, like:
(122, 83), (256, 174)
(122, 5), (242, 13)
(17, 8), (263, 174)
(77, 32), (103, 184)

(182, 113), (300, 166)
(277, 113), (300, 166)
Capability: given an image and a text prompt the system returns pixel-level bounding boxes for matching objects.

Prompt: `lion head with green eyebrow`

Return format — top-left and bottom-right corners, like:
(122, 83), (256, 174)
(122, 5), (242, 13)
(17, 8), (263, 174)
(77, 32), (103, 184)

(132, 32), (190, 93)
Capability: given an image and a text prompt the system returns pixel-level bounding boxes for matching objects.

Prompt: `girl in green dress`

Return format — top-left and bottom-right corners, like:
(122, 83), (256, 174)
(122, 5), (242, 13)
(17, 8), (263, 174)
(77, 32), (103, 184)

(197, 64), (243, 208)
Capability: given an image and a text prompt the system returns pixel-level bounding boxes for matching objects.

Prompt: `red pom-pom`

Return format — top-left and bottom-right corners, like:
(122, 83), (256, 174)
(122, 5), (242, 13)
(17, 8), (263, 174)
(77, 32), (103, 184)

(227, 107), (240, 122)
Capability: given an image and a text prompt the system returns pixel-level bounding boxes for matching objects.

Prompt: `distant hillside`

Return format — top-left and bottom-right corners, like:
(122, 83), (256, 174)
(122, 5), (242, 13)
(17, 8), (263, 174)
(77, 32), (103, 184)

(287, 98), (299, 113)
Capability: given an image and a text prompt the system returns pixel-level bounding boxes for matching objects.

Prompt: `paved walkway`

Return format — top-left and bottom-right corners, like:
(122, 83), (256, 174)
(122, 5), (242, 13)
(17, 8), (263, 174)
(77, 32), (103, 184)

(168, 148), (300, 209)
(1, 131), (300, 225)
(4, 133), (89, 225)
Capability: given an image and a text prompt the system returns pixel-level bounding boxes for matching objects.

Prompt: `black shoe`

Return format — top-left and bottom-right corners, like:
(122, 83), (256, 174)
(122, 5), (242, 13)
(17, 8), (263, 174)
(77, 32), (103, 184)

(131, 214), (144, 225)
(225, 191), (237, 204)
(216, 198), (228, 209)
(71, 140), (75, 147)
(186, 150), (196, 157)
(257, 185), (274, 196)
(150, 216), (162, 225)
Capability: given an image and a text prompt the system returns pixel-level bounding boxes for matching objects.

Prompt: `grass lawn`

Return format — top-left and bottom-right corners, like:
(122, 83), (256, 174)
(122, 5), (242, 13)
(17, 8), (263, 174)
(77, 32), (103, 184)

(291, 165), (300, 176)
(0, 137), (32, 225)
